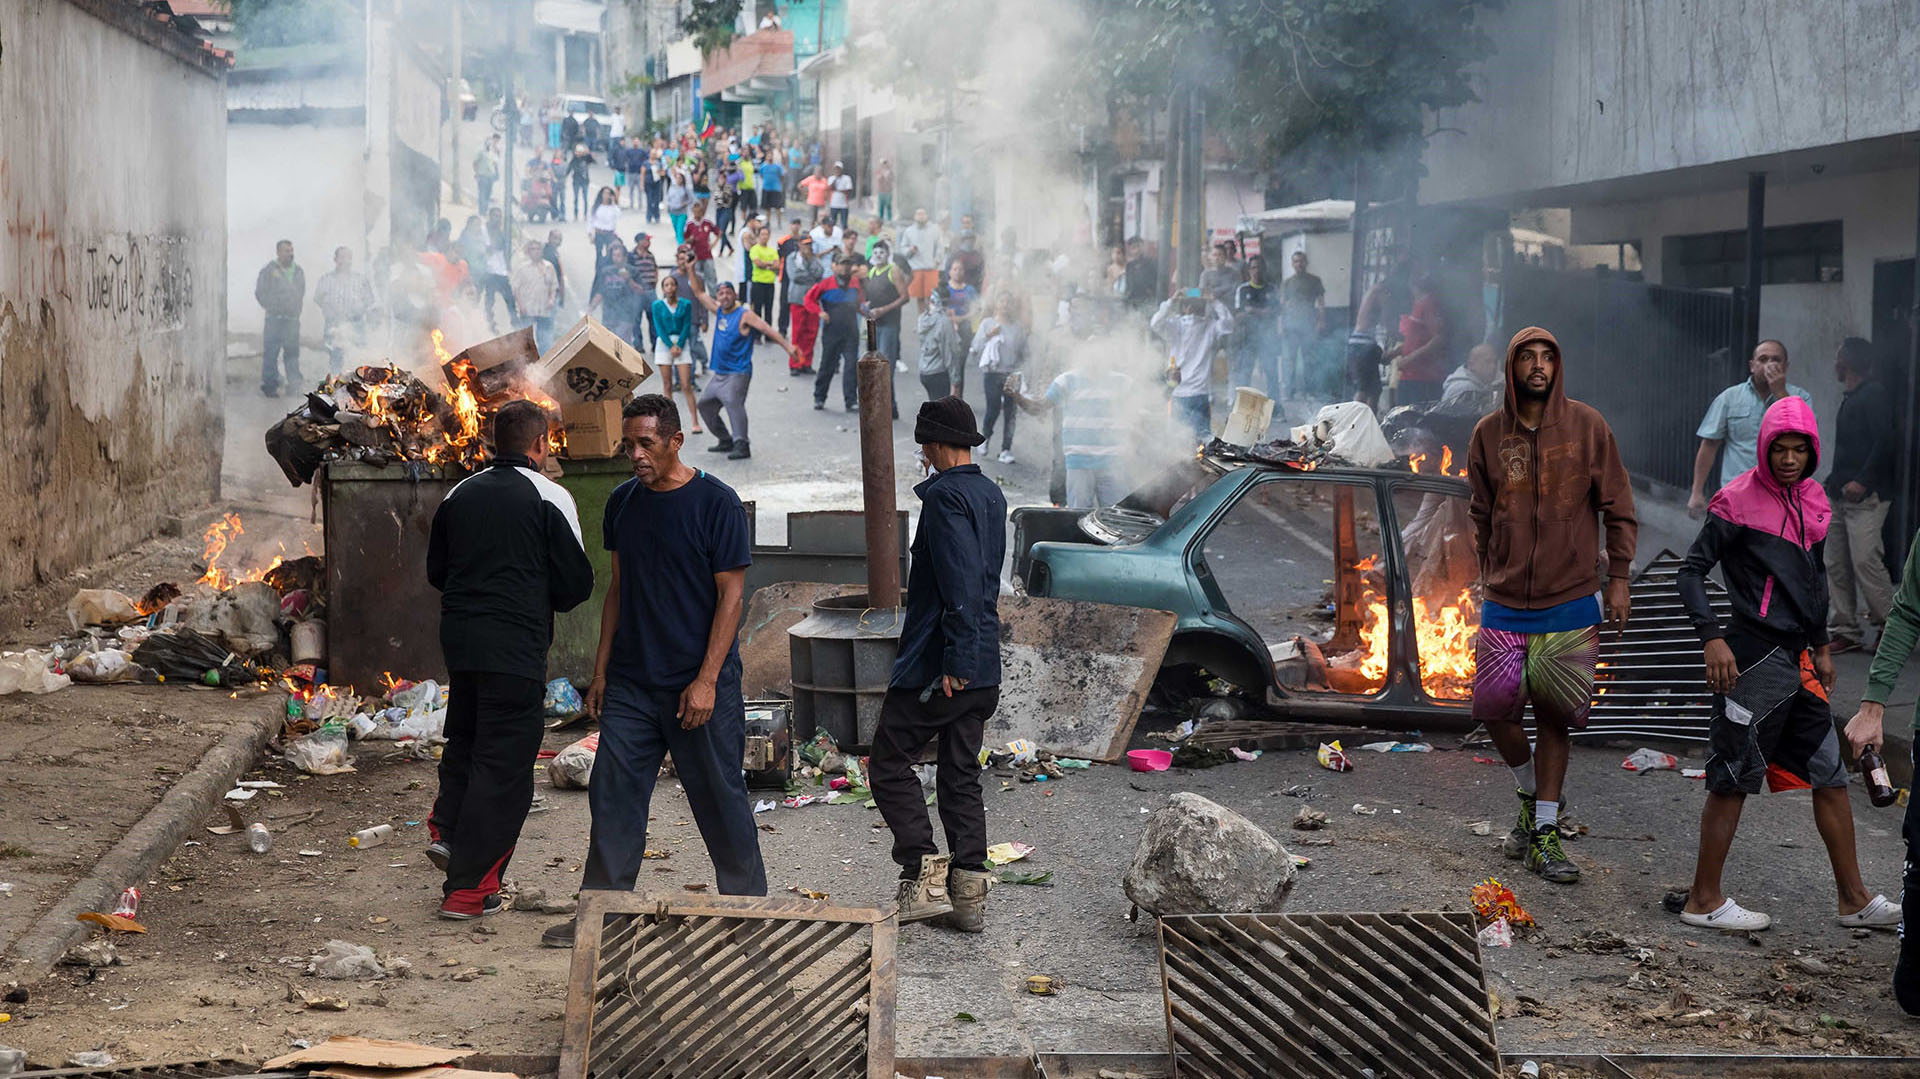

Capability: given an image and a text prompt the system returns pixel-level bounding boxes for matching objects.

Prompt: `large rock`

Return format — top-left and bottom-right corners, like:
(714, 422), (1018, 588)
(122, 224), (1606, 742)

(1123, 792), (1295, 915)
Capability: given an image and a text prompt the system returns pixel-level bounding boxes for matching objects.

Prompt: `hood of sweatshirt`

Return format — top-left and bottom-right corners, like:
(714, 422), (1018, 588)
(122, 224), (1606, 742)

(1502, 325), (1567, 427)
(1707, 395), (1830, 549)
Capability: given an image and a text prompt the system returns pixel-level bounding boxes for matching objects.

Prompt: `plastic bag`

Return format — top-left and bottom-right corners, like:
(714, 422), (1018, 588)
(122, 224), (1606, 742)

(1622, 748), (1678, 773)
(549, 732), (599, 789)
(389, 679), (443, 712)
(0, 651), (71, 696)
(67, 649), (138, 684)
(66, 588), (141, 632)
(285, 722), (355, 775)
(391, 707), (446, 742)
(544, 677), (584, 718)
(1315, 740), (1354, 772)
(308, 939), (386, 979)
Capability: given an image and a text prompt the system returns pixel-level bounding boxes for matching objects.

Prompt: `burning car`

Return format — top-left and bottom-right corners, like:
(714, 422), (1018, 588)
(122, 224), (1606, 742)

(1015, 449), (1479, 730)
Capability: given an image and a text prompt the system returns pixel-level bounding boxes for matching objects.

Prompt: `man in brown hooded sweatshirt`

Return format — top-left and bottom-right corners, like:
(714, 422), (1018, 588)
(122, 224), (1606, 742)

(1467, 327), (1637, 884)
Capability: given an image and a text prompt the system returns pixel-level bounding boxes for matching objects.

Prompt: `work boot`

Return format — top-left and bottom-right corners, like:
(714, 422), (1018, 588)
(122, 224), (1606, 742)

(894, 853), (953, 924)
(1502, 790), (1536, 860)
(541, 920), (577, 948)
(726, 438), (752, 460)
(939, 867), (992, 933)
(1525, 825), (1581, 884)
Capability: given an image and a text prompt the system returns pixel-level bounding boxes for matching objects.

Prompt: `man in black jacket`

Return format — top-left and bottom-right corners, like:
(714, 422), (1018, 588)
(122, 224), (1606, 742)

(1826, 337), (1898, 652)
(870, 397), (1008, 932)
(425, 401), (595, 919)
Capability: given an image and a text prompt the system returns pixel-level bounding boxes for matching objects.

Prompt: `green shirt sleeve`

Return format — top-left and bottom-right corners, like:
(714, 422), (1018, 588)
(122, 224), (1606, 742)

(1864, 529), (1920, 711)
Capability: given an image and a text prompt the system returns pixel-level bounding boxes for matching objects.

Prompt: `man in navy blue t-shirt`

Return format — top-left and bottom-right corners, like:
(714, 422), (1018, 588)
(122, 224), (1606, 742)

(541, 394), (767, 948)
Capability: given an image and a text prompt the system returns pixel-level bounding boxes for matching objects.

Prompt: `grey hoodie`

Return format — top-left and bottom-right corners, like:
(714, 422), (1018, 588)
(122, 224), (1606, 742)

(917, 301), (962, 378)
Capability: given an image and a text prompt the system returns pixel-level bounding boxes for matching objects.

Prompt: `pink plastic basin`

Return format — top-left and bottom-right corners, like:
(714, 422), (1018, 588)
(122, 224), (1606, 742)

(1128, 749), (1173, 772)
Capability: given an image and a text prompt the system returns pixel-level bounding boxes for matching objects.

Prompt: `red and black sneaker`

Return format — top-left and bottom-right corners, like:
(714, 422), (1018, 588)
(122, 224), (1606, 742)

(436, 893), (504, 920)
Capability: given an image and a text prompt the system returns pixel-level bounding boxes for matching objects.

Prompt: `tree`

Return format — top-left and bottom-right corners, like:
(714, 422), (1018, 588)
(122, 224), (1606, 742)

(681, 0), (744, 58)
(216, 0), (357, 50)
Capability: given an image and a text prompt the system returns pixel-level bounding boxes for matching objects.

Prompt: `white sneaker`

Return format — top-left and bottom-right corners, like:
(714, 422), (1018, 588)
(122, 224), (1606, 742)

(1839, 893), (1901, 930)
(1679, 898), (1771, 932)
(997, 450), (1015, 464)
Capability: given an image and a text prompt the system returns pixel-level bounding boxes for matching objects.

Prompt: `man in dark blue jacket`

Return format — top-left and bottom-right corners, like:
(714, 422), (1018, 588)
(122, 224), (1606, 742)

(425, 400), (595, 919)
(870, 397), (1007, 931)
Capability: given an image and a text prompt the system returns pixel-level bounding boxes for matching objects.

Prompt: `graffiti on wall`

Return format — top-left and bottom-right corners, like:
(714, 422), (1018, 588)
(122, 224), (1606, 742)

(80, 234), (195, 331)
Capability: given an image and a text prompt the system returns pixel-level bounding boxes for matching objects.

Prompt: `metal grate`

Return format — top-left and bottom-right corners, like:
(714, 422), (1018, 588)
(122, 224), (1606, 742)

(1587, 550), (1724, 742)
(1157, 911), (1500, 1079)
(557, 893), (896, 1079)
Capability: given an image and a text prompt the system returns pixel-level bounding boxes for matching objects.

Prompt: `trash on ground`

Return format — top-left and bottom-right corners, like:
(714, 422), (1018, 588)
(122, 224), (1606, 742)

(1355, 741), (1432, 753)
(782, 793), (827, 809)
(996, 869), (1054, 886)
(1316, 741), (1354, 772)
(548, 732), (599, 789)
(76, 911), (145, 934)
(59, 939), (121, 968)
(1288, 852), (1312, 869)
(1471, 877), (1535, 929)
(66, 589), (141, 632)
(1292, 806), (1328, 831)
(0, 650), (70, 696)
(787, 886), (829, 900)
(286, 721), (355, 775)
(1468, 820), (1494, 836)
(67, 648), (139, 684)
(1477, 917), (1513, 948)
(308, 939), (390, 980)
(1622, 747), (1680, 772)
(349, 824), (393, 848)
(263, 1034), (473, 1070)
(1681, 768), (1706, 779)
(1123, 792), (1295, 916)
(753, 799), (778, 814)
(112, 886), (140, 918)
(1126, 749), (1172, 772)
(224, 787), (258, 801)
(543, 677), (584, 717)
(247, 822), (274, 853)
(986, 841), (1035, 866)
(1026, 974), (1059, 995)
(1171, 744), (1235, 768)
(1228, 747), (1262, 761)
(1350, 803), (1378, 816)
(1148, 718), (1200, 743)
(1056, 758), (1093, 769)
(288, 985), (350, 1012)
(66, 1052), (116, 1069)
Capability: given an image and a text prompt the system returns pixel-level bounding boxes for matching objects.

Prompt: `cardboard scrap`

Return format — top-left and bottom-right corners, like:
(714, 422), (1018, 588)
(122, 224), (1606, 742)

(76, 912), (146, 934)
(264, 1036), (473, 1071)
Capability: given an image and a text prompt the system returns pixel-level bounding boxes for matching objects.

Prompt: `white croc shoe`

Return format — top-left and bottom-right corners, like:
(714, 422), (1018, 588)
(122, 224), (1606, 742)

(1680, 898), (1772, 932)
(1839, 894), (1901, 930)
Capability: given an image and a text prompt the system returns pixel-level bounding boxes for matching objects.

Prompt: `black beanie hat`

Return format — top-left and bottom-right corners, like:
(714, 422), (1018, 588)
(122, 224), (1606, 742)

(914, 396), (986, 448)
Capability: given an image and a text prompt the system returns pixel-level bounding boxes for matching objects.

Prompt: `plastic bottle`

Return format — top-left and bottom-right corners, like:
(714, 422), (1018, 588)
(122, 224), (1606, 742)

(1860, 747), (1899, 808)
(247, 822), (273, 853)
(111, 887), (140, 918)
(349, 824), (394, 849)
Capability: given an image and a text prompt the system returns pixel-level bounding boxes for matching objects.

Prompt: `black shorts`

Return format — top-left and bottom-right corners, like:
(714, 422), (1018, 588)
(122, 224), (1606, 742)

(1705, 635), (1848, 795)
(761, 190), (786, 210)
(1345, 336), (1382, 397)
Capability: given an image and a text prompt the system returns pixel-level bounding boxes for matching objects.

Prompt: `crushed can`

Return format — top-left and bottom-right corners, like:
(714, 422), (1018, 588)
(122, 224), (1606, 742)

(743, 701), (794, 791)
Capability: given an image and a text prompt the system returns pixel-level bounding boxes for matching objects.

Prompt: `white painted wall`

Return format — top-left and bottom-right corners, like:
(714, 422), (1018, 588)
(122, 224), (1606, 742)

(1422, 0), (1920, 206)
(0, 0), (227, 592)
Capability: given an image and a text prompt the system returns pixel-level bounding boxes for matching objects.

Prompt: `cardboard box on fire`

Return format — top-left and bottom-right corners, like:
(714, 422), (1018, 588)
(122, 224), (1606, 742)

(441, 325), (540, 401)
(536, 316), (654, 406)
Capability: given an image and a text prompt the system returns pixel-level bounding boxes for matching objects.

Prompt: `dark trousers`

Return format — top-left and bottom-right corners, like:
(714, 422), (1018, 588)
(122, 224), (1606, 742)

(749, 280), (776, 332)
(571, 177), (590, 218)
(830, 207), (849, 228)
(581, 670), (767, 896)
(814, 329), (859, 407)
(476, 176), (495, 215)
(430, 670), (546, 912)
(261, 316), (302, 392)
(480, 273), (517, 329)
(1899, 743), (1920, 1013)
(981, 372), (1016, 451)
(871, 685), (1000, 877)
(920, 372), (951, 402)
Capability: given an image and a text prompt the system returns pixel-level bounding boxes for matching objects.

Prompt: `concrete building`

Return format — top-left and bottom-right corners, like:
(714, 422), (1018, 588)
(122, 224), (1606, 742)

(1418, 0), (1920, 505)
(0, 0), (230, 594)
(532, 0), (607, 97)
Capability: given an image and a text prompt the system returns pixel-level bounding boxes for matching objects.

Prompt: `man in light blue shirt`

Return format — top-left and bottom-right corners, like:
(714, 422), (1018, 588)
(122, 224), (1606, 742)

(1688, 339), (1811, 516)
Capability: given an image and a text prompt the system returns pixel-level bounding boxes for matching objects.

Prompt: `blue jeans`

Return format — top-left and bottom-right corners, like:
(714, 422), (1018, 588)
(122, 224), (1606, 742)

(581, 668), (767, 896)
(1171, 393), (1211, 443)
(261, 316), (301, 392)
(1231, 331), (1281, 399)
(518, 314), (554, 353)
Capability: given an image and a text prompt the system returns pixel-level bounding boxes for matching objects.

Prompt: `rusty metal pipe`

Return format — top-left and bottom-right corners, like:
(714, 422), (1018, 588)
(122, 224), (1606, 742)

(857, 348), (900, 609)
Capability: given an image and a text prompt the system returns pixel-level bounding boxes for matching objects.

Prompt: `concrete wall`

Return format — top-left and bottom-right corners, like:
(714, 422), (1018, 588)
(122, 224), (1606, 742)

(0, 0), (227, 593)
(1421, 0), (1920, 206)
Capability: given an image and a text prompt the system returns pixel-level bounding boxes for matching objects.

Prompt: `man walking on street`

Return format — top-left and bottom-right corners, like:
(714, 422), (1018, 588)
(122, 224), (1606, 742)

(1467, 326), (1637, 885)
(686, 276), (803, 461)
(901, 208), (944, 309)
(426, 400), (595, 919)
(313, 246), (376, 376)
(543, 394), (768, 948)
(1826, 337), (1898, 652)
(871, 397), (1008, 930)
(512, 239), (559, 351)
(255, 239), (305, 397)
(1688, 340), (1811, 517)
(805, 253), (865, 412)
(785, 234), (825, 375)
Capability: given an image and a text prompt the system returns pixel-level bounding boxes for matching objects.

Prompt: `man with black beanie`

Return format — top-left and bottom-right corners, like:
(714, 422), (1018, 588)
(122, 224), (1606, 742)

(425, 400), (595, 918)
(869, 396), (1008, 931)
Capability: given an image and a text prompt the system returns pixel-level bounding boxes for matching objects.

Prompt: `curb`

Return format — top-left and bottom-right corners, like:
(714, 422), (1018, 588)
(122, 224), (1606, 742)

(3, 697), (283, 980)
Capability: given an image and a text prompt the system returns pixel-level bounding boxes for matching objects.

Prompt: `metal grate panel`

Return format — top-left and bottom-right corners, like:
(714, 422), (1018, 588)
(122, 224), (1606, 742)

(557, 893), (896, 1079)
(1157, 911), (1500, 1079)
(1587, 550), (1724, 742)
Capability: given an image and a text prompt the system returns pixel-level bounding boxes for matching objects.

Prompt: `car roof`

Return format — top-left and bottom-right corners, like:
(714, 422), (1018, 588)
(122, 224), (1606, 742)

(1205, 456), (1469, 492)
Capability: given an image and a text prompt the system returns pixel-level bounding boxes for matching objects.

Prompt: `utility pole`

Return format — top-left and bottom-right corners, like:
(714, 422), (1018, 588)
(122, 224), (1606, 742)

(449, 0), (464, 204)
(501, 0), (517, 251)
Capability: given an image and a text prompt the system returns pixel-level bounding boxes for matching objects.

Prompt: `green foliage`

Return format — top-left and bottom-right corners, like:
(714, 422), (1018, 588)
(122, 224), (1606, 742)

(1098, 0), (1505, 191)
(681, 0), (745, 57)
(216, 0), (356, 50)
(609, 71), (654, 102)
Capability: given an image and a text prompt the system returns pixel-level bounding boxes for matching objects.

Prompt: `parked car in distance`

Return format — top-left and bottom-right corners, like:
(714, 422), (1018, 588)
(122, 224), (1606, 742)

(1015, 456), (1479, 730)
(560, 94), (622, 146)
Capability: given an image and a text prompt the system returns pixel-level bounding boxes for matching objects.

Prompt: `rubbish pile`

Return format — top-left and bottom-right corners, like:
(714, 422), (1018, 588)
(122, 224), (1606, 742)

(264, 320), (652, 486)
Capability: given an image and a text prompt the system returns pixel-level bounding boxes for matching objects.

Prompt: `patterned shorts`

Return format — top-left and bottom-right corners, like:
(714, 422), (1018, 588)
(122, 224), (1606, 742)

(1471, 624), (1600, 729)
(1704, 640), (1847, 795)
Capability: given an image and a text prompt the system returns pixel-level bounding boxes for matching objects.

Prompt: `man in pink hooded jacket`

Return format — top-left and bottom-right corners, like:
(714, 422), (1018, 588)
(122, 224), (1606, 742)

(1674, 396), (1899, 933)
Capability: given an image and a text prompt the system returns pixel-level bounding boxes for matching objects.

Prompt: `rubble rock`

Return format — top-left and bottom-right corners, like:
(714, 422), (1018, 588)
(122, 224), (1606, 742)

(59, 939), (121, 968)
(510, 885), (578, 915)
(1123, 792), (1295, 916)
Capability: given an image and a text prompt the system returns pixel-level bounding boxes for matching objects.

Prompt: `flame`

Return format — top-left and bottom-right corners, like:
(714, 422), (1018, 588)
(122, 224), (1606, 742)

(198, 513), (245, 589)
(1351, 560), (1478, 700)
(1408, 446), (1467, 478)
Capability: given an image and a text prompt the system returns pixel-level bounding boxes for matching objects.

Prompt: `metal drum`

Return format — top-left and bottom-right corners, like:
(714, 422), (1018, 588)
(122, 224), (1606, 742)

(787, 593), (902, 750)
